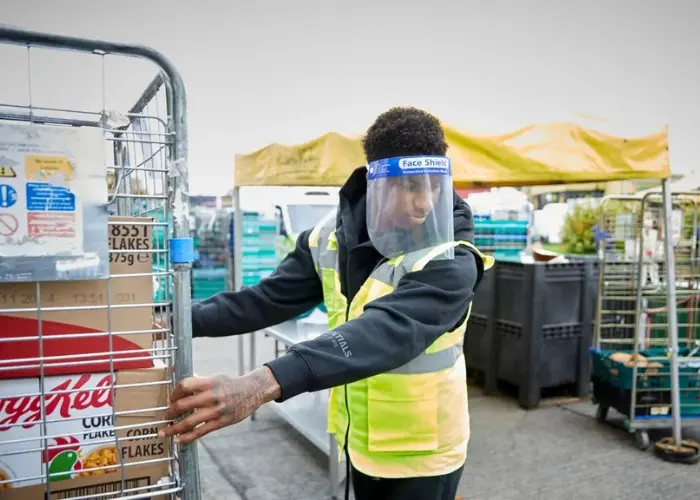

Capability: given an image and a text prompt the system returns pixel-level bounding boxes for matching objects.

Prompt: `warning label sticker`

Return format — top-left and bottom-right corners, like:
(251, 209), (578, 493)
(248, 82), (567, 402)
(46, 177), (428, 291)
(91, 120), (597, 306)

(0, 166), (16, 178)
(26, 182), (76, 211)
(0, 124), (104, 259)
(0, 184), (17, 208)
(25, 154), (75, 181)
(27, 212), (76, 238)
(0, 156), (18, 179)
(0, 213), (19, 236)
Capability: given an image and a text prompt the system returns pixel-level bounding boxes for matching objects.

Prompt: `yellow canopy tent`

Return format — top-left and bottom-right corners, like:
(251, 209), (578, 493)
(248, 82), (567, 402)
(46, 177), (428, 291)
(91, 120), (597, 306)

(231, 120), (671, 363)
(232, 121), (694, 455)
(233, 122), (670, 188)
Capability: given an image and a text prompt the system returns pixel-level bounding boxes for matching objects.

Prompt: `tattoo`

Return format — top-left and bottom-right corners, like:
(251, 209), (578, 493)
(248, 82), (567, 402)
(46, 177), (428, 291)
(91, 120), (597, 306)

(211, 386), (221, 411)
(216, 376), (237, 416)
(210, 367), (282, 423)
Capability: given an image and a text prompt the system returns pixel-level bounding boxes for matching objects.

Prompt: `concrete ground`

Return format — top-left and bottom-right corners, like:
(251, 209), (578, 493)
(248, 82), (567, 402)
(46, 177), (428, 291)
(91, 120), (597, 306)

(192, 333), (700, 500)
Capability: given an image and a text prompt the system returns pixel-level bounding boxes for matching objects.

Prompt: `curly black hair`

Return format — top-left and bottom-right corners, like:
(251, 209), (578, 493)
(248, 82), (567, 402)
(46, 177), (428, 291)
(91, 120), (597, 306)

(363, 106), (447, 163)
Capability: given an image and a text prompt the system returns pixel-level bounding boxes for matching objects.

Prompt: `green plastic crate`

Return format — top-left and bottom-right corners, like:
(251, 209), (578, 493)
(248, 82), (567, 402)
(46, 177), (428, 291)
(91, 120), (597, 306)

(590, 348), (700, 416)
(643, 296), (700, 347)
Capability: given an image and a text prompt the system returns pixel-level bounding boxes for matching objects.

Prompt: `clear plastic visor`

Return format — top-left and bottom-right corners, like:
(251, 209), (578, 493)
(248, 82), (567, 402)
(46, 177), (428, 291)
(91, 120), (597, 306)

(366, 156), (454, 259)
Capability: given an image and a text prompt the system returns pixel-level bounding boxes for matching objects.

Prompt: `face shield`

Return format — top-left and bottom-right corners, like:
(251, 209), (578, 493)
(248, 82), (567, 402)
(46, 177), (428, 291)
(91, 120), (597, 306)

(366, 156), (454, 259)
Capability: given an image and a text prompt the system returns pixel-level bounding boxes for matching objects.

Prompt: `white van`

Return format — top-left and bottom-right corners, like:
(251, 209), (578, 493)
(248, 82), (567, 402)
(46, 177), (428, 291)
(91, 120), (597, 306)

(273, 187), (339, 259)
(276, 189), (338, 235)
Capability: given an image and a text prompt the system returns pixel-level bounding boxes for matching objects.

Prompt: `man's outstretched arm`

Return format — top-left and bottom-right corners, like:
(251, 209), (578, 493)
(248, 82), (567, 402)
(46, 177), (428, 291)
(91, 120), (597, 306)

(161, 247), (484, 444)
(191, 230), (323, 337)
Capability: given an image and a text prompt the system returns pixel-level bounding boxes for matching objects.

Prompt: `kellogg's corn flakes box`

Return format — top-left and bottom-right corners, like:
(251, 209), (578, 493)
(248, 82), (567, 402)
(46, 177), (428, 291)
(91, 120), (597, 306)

(0, 365), (169, 498)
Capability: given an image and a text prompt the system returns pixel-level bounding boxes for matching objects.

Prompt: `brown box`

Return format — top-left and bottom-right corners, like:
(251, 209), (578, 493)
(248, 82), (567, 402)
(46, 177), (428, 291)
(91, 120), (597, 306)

(0, 365), (171, 498)
(0, 217), (156, 379)
(1, 465), (171, 500)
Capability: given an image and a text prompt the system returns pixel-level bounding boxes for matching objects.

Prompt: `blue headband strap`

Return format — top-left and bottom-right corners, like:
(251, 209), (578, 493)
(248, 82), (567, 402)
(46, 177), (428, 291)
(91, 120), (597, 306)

(367, 156), (451, 180)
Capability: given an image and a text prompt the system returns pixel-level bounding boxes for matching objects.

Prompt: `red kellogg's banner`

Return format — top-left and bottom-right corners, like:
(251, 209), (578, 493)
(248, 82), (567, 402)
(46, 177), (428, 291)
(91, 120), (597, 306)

(0, 374), (113, 432)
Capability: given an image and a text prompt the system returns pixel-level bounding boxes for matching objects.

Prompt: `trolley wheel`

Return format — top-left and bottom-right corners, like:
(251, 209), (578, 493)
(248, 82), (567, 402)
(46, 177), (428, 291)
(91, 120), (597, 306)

(595, 405), (609, 422)
(654, 437), (700, 464)
(635, 431), (650, 451)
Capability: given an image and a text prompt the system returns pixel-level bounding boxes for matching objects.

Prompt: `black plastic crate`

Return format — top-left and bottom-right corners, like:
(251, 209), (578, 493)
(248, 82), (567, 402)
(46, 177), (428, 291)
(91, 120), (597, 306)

(592, 375), (671, 418)
(464, 263), (496, 374)
(465, 257), (598, 409)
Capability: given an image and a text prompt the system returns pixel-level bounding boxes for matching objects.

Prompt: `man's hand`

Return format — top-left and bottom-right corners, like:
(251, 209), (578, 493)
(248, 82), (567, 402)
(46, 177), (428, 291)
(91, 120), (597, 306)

(158, 366), (281, 445)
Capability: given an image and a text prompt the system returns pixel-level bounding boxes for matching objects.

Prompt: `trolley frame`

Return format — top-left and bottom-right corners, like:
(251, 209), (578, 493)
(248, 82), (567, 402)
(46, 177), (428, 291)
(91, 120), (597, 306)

(0, 26), (201, 499)
(593, 183), (700, 449)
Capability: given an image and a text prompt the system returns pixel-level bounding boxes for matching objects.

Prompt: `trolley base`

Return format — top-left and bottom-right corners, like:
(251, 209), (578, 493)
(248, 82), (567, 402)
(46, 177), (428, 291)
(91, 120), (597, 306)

(654, 437), (700, 464)
(592, 376), (700, 452)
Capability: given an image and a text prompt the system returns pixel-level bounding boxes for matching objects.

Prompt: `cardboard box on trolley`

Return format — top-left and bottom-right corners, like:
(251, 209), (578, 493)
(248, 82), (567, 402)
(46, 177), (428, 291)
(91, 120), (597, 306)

(0, 364), (171, 498)
(0, 217), (157, 380)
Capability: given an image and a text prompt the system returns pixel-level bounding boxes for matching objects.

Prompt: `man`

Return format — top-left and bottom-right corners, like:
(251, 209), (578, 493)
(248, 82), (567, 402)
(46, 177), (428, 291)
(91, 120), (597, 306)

(160, 107), (494, 500)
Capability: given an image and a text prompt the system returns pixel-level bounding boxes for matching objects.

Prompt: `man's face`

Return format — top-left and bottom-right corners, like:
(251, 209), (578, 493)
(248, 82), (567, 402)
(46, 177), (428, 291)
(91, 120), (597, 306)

(390, 176), (442, 229)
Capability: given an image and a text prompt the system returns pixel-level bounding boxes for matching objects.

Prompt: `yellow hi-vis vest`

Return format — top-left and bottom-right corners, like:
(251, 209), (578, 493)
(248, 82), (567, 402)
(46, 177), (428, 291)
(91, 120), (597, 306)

(307, 217), (495, 478)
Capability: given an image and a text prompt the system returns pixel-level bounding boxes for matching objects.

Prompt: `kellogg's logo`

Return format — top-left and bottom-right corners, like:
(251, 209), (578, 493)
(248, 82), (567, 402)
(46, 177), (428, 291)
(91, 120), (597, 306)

(0, 374), (113, 431)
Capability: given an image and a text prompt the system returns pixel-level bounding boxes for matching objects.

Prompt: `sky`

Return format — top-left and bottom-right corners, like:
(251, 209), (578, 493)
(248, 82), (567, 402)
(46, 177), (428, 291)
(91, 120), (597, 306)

(0, 0), (698, 195)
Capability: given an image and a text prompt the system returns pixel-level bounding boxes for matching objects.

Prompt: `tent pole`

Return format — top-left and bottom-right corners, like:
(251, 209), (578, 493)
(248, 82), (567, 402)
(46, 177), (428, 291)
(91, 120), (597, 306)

(661, 178), (683, 444)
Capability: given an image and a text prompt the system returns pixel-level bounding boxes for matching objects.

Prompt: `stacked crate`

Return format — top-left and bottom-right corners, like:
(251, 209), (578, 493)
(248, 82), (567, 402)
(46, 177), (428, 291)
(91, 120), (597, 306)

(191, 210), (231, 301)
(240, 211), (279, 287)
(474, 215), (529, 257)
(191, 267), (227, 300)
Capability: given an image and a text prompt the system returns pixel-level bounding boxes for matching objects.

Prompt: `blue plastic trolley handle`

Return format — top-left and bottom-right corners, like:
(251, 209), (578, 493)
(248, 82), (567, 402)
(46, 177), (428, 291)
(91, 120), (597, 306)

(170, 237), (195, 264)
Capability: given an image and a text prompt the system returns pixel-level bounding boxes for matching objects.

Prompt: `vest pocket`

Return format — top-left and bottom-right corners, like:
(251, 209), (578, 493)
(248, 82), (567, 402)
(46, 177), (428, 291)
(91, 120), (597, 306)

(367, 372), (438, 452)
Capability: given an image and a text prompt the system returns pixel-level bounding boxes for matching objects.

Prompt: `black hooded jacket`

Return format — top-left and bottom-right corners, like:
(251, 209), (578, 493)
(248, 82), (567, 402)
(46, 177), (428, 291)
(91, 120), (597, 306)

(191, 167), (483, 401)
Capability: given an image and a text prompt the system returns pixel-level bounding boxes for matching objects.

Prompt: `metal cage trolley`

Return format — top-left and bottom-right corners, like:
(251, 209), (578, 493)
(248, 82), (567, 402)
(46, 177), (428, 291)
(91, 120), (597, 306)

(592, 188), (700, 460)
(0, 27), (201, 499)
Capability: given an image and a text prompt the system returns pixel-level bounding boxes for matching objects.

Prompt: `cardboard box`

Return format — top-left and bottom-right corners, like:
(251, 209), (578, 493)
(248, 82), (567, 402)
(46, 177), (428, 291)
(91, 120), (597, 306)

(0, 465), (170, 500)
(0, 217), (156, 379)
(0, 365), (171, 498)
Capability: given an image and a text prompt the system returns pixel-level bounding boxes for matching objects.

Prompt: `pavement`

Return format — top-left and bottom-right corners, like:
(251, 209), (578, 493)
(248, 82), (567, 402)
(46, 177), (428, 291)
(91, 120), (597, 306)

(192, 333), (700, 500)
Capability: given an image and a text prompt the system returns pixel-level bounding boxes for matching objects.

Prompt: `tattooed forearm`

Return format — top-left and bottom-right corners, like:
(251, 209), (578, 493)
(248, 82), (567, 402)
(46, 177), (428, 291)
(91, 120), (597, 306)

(160, 369), (283, 443)
(256, 366), (283, 404)
(211, 367), (282, 422)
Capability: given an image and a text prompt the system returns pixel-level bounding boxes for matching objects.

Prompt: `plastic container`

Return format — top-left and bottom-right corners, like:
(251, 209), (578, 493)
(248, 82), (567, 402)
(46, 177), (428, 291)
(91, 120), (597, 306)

(474, 219), (529, 255)
(590, 347), (700, 417)
(465, 256), (598, 408)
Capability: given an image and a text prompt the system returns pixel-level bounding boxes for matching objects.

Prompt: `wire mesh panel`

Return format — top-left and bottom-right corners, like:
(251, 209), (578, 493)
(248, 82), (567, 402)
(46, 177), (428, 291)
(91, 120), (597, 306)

(592, 193), (700, 444)
(0, 27), (200, 499)
(595, 195), (700, 350)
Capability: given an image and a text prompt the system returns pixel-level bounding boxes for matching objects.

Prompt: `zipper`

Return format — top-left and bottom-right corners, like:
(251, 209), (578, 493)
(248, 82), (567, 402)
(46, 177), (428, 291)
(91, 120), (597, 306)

(343, 300), (352, 500)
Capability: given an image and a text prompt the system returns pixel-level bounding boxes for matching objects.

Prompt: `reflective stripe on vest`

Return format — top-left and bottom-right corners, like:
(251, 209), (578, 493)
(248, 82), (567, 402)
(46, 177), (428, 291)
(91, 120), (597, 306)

(309, 223), (339, 273)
